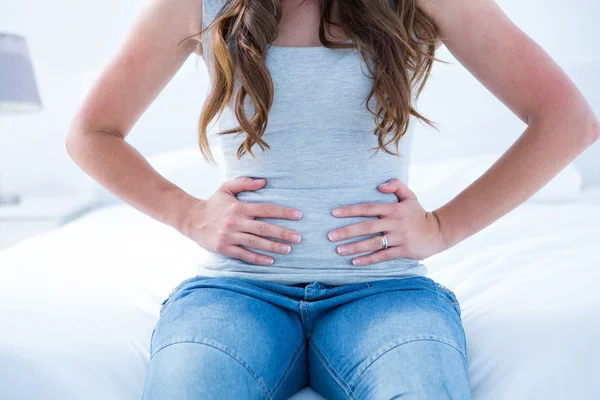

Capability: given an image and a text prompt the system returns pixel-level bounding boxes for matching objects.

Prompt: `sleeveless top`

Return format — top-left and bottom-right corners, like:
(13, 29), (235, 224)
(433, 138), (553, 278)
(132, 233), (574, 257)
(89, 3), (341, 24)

(196, 0), (428, 285)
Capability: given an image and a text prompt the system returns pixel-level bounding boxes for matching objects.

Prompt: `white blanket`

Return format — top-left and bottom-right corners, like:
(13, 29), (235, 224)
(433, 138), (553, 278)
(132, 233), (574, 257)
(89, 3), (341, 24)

(1, 186), (599, 399)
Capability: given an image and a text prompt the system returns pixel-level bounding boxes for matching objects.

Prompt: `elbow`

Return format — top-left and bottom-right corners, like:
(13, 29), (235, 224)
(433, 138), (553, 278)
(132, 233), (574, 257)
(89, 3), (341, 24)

(65, 126), (80, 163)
(578, 108), (600, 149)
(588, 114), (600, 145)
(64, 120), (93, 164)
(65, 117), (126, 163)
(65, 118), (88, 163)
(529, 88), (600, 149)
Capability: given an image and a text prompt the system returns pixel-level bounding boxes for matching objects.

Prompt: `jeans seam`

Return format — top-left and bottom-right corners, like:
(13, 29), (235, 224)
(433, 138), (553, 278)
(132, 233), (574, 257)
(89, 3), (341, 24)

(310, 340), (357, 400)
(422, 279), (460, 316)
(150, 338), (272, 399)
(159, 275), (210, 311)
(431, 282), (462, 318)
(170, 274), (208, 295)
(438, 293), (462, 318)
(304, 303), (312, 339)
(149, 328), (156, 355)
(270, 337), (306, 398)
(348, 336), (468, 390)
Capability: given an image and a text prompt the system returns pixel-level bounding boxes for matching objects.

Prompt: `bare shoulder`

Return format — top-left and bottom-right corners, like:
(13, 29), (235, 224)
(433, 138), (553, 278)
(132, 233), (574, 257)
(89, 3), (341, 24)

(140, 0), (204, 52)
(68, 0), (206, 137)
(414, 0), (495, 38)
(415, 0), (494, 50)
(414, 0), (459, 50)
(412, 0), (584, 125)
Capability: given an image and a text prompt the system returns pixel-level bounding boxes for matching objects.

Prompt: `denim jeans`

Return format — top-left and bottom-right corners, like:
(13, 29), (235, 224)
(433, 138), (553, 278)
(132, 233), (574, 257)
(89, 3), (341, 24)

(142, 275), (471, 399)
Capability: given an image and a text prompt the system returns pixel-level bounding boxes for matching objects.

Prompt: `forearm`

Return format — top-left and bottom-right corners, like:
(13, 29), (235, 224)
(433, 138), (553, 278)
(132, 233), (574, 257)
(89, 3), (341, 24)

(65, 128), (200, 234)
(433, 105), (599, 249)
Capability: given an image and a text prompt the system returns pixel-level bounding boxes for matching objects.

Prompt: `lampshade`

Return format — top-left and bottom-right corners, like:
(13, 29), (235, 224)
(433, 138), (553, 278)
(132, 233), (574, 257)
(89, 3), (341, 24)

(0, 32), (42, 115)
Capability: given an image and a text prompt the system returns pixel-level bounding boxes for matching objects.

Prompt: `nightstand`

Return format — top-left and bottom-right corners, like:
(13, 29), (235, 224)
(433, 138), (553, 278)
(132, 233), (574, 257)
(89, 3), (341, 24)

(0, 196), (94, 250)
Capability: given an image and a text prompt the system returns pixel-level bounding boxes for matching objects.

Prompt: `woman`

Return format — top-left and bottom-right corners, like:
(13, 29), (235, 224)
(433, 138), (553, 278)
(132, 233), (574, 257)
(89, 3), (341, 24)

(66, 0), (599, 398)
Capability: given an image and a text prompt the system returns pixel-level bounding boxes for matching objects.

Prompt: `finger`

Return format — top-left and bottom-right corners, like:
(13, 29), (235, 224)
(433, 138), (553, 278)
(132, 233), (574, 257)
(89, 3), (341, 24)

(222, 245), (274, 266)
(231, 232), (293, 255)
(332, 202), (394, 218)
(243, 202), (303, 220)
(237, 219), (302, 244)
(378, 178), (415, 202)
(219, 177), (266, 195)
(335, 233), (396, 256)
(328, 218), (391, 242)
(351, 247), (407, 266)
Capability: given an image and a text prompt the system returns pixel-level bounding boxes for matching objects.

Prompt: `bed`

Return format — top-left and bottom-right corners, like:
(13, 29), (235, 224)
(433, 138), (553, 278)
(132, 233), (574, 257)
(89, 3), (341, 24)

(1, 151), (599, 400)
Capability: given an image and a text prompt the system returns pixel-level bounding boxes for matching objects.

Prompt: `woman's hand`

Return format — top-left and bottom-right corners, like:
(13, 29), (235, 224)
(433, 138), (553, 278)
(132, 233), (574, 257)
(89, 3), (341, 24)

(327, 178), (448, 266)
(181, 177), (303, 266)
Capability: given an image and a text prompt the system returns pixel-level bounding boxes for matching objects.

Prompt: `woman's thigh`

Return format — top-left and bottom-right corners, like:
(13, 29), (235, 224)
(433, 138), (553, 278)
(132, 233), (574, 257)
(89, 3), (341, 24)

(142, 276), (307, 400)
(308, 276), (471, 400)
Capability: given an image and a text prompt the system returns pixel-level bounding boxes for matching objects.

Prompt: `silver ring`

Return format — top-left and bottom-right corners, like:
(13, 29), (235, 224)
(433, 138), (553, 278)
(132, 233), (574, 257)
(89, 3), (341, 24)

(381, 233), (389, 249)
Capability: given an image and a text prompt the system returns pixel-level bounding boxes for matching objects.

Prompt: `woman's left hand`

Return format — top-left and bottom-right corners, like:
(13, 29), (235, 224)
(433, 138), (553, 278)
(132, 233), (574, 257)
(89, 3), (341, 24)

(328, 178), (448, 266)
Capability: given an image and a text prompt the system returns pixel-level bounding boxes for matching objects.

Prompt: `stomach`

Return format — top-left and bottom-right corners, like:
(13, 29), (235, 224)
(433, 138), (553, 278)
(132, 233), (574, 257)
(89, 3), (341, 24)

(200, 183), (427, 284)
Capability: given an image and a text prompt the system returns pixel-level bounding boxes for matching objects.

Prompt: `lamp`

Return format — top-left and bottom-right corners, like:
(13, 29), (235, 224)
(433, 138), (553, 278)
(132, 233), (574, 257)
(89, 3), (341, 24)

(0, 32), (43, 205)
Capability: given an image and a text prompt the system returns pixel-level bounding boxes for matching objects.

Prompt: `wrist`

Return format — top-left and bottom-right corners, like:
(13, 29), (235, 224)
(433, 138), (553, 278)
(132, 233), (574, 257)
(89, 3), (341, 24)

(428, 210), (450, 252)
(431, 204), (467, 250)
(162, 188), (204, 236)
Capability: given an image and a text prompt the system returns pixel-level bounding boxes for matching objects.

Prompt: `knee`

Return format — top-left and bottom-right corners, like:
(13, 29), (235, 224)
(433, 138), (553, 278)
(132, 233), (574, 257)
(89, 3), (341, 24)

(142, 341), (269, 400)
(351, 339), (472, 399)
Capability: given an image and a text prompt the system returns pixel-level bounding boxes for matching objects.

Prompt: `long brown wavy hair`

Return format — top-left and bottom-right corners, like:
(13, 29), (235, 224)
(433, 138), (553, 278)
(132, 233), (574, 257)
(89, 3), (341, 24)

(187, 0), (444, 165)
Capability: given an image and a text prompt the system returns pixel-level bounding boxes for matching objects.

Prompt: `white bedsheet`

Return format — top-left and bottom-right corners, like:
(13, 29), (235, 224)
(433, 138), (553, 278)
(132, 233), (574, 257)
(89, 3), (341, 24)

(0, 189), (599, 400)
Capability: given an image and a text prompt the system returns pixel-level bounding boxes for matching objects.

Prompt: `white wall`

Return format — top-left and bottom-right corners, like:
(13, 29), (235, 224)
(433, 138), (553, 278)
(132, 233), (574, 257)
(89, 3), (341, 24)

(0, 0), (599, 199)
(0, 0), (209, 198)
(413, 0), (600, 187)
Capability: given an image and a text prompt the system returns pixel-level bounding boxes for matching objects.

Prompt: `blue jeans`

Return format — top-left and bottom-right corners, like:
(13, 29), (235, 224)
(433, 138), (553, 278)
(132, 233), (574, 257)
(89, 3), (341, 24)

(142, 275), (471, 399)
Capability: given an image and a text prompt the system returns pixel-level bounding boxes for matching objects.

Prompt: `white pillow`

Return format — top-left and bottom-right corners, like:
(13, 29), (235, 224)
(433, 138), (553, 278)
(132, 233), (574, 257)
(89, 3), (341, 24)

(146, 146), (227, 201)
(96, 148), (582, 209)
(410, 153), (582, 210)
(91, 146), (227, 206)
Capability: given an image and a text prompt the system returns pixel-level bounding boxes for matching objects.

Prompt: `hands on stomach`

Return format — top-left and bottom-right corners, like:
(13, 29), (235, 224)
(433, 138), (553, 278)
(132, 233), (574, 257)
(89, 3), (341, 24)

(181, 177), (303, 266)
(181, 177), (447, 267)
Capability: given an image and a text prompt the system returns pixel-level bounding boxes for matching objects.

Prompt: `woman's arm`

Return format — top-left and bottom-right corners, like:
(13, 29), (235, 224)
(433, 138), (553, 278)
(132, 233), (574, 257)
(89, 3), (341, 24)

(65, 0), (204, 234)
(420, 0), (600, 249)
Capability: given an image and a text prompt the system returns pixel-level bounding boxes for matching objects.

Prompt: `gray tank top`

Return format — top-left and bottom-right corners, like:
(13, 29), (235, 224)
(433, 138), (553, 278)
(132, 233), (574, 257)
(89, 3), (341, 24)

(197, 0), (428, 285)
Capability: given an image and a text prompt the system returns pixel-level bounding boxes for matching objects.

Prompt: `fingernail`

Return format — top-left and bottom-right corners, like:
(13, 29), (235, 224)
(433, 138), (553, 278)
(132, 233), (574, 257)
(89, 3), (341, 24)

(352, 258), (362, 266)
(380, 181), (389, 186)
(290, 234), (301, 243)
(329, 231), (339, 240)
(332, 208), (342, 216)
(280, 244), (291, 254)
(264, 258), (274, 265)
(337, 245), (348, 254)
(293, 210), (302, 218)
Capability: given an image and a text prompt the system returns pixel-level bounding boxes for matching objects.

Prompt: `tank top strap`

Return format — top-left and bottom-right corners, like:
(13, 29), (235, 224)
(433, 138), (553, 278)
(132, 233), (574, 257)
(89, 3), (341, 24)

(201, 0), (228, 74)
(202, 0), (227, 32)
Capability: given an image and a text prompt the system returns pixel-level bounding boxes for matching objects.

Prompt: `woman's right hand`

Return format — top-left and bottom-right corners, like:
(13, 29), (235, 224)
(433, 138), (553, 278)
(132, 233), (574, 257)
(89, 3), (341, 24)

(181, 177), (303, 266)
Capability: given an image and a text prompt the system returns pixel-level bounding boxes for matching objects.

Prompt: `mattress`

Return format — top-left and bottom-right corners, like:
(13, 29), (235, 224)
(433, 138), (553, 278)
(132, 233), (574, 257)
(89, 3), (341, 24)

(0, 187), (598, 400)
